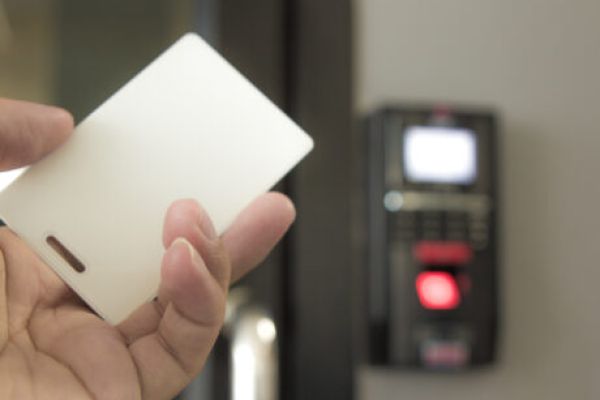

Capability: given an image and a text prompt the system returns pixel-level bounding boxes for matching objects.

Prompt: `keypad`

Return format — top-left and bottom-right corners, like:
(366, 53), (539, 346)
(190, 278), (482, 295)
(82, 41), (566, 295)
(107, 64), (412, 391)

(391, 210), (488, 246)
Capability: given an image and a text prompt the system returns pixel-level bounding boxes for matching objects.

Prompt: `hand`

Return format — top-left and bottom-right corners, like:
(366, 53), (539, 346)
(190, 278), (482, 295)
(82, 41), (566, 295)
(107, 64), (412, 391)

(0, 98), (296, 399)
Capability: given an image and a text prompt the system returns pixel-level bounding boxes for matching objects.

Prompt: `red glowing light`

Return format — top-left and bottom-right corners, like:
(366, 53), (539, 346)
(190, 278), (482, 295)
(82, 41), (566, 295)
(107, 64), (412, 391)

(416, 271), (461, 310)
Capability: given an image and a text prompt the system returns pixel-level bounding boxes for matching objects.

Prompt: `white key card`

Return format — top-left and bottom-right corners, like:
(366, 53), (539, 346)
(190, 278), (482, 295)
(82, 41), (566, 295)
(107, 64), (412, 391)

(0, 33), (313, 324)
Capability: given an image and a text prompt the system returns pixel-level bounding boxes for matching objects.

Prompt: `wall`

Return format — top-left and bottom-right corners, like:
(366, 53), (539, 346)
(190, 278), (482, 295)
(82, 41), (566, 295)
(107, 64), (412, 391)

(0, 1), (59, 190)
(0, 0), (58, 103)
(356, 1), (600, 399)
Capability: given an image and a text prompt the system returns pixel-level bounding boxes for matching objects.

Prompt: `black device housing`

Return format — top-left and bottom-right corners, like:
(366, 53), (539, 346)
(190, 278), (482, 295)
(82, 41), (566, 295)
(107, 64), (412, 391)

(366, 105), (499, 369)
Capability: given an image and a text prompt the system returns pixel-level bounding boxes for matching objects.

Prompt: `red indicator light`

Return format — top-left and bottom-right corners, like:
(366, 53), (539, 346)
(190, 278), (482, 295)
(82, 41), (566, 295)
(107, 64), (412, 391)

(416, 271), (460, 310)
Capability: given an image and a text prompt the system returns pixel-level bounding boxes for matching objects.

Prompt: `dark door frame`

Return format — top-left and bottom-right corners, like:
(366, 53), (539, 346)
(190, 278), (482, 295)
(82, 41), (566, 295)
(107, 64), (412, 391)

(210, 0), (355, 398)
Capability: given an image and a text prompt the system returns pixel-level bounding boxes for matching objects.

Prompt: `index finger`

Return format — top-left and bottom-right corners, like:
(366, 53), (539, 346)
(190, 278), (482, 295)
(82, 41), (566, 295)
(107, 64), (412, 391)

(0, 98), (74, 171)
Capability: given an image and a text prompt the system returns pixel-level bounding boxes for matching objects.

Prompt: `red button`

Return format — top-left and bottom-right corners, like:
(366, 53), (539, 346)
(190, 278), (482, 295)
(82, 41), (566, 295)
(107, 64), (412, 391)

(421, 340), (470, 368)
(416, 271), (460, 310)
(413, 241), (473, 265)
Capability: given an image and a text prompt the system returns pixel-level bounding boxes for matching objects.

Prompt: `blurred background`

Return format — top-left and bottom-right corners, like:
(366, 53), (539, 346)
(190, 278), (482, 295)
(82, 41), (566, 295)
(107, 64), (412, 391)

(1, 0), (599, 399)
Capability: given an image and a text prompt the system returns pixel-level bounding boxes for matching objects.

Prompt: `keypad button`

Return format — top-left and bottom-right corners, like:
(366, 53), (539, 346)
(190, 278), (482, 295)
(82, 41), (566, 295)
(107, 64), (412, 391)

(420, 340), (470, 369)
(413, 241), (473, 265)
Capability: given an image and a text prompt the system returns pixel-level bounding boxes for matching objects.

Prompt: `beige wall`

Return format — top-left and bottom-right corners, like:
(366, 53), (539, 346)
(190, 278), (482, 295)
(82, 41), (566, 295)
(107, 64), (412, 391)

(356, 1), (600, 399)
(0, 1), (58, 103)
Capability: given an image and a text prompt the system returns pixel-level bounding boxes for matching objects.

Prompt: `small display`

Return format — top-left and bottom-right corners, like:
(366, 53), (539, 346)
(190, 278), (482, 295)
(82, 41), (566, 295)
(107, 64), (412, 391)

(403, 126), (477, 184)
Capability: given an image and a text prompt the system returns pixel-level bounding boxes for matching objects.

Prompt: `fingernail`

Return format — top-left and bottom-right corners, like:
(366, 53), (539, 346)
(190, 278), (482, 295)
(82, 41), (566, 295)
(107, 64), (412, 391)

(172, 237), (201, 266)
(283, 196), (297, 219)
(197, 209), (217, 240)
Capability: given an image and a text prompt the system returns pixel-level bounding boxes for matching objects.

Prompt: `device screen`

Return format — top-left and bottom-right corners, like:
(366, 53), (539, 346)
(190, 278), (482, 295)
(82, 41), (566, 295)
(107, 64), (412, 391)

(403, 126), (477, 185)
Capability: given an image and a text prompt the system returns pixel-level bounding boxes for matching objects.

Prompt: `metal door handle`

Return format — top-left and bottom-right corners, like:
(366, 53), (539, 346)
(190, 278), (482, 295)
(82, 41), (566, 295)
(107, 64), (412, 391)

(225, 289), (279, 400)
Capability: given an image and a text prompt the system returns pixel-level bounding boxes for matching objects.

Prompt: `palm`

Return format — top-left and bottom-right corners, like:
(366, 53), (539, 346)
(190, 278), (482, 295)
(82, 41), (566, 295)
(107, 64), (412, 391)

(1, 228), (154, 399)
(0, 192), (294, 400)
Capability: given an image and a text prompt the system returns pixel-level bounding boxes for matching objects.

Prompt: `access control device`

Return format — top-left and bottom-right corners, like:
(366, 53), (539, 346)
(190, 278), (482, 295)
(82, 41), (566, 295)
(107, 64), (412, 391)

(366, 105), (499, 369)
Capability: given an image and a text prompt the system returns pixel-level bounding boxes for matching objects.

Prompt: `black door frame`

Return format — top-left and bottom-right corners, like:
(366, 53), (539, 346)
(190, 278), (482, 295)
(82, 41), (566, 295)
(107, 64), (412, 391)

(216, 0), (355, 398)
